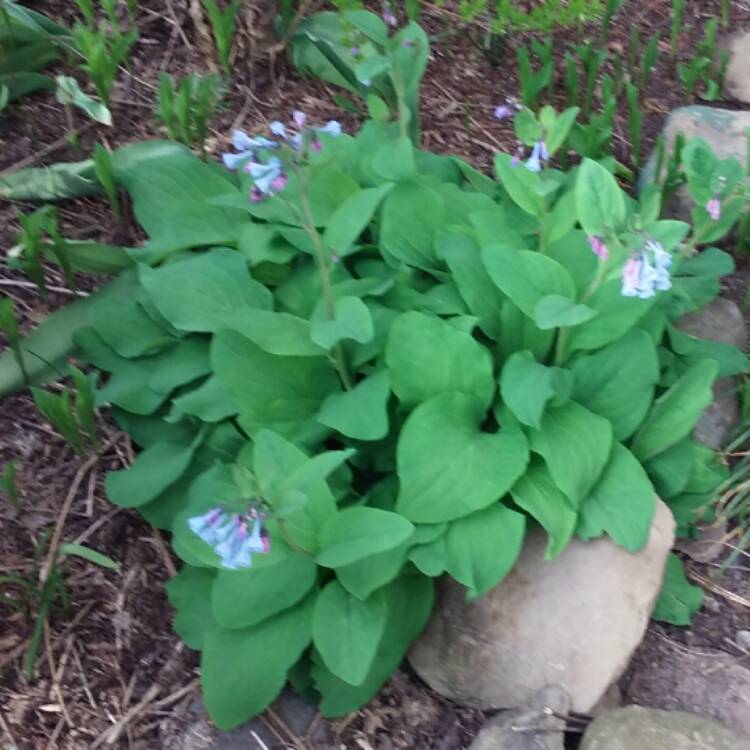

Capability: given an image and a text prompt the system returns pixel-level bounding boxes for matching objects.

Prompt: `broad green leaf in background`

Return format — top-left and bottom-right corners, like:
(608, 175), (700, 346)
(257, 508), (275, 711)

(316, 507), (414, 567)
(317, 370), (390, 440)
(494, 153), (544, 216)
(313, 581), (387, 685)
(396, 393), (529, 523)
(323, 183), (394, 257)
(385, 311), (495, 409)
(170, 376), (237, 422)
(576, 443), (655, 552)
(165, 566), (216, 650)
(335, 540), (410, 600)
(482, 245), (575, 318)
(212, 331), (339, 438)
(652, 553), (703, 625)
(212, 553), (318, 629)
(575, 158), (626, 237)
(314, 575), (433, 717)
(645, 438), (695, 500)
(529, 401), (612, 508)
(201, 593), (315, 729)
(511, 460), (577, 559)
(570, 329), (660, 440)
(533, 294), (597, 329)
(139, 249), (272, 333)
(631, 359), (719, 462)
(231, 309), (324, 357)
(500, 351), (570, 429)
(55, 75), (112, 125)
(444, 504), (526, 597)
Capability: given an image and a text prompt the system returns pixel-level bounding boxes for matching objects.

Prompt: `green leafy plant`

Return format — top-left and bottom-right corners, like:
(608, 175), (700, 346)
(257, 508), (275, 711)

(200, 0), (242, 76)
(516, 37), (554, 112)
(290, 11), (428, 142)
(31, 364), (98, 456)
(71, 0), (138, 106)
(600, 0), (625, 42)
(625, 81), (642, 168)
(490, 0), (604, 32)
(641, 33), (660, 88)
(2, 97), (745, 728)
(92, 142), (121, 220)
(0, 0), (67, 103)
(670, 0), (683, 58)
(156, 72), (223, 158)
(0, 297), (29, 385)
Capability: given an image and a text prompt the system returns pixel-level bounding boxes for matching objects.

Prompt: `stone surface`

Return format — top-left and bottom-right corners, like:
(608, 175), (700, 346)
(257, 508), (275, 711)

(467, 686), (569, 750)
(678, 297), (747, 450)
(581, 706), (750, 750)
(674, 520), (729, 563)
(737, 630), (750, 651)
(641, 106), (750, 221)
(725, 30), (750, 104)
(408, 499), (675, 714)
(621, 637), (750, 735)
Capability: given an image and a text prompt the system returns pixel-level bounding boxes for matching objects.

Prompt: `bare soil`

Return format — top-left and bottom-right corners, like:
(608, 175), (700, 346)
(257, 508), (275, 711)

(2, 1), (750, 748)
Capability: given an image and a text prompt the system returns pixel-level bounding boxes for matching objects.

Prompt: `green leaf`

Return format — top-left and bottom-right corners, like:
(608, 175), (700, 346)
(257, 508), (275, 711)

(310, 296), (374, 349)
(230, 309), (325, 357)
(166, 566), (216, 650)
(529, 401), (612, 508)
(668, 326), (749, 377)
(313, 581), (387, 685)
(644, 438), (694, 499)
(570, 329), (660, 440)
(323, 183), (394, 257)
(545, 107), (579, 156)
(652, 553), (703, 625)
(316, 507), (414, 568)
(212, 553), (318, 629)
(335, 541), (410, 600)
(171, 376), (237, 422)
(58, 543), (119, 570)
(482, 244), (575, 318)
(201, 593), (314, 729)
(441, 234), (504, 340)
(372, 138), (415, 182)
(631, 359), (719, 462)
(575, 158), (626, 236)
(212, 331), (339, 439)
(577, 443), (655, 552)
(494, 153), (544, 216)
(317, 370), (390, 440)
(499, 351), (569, 429)
(314, 575), (433, 717)
(396, 393), (529, 523)
(511, 460), (576, 559)
(49, 240), (132, 274)
(533, 294), (597, 329)
(105, 439), (198, 508)
(444, 504), (526, 597)
(139, 249), (272, 333)
(385, 311), (495, 409)
(55, 75), (111, 125)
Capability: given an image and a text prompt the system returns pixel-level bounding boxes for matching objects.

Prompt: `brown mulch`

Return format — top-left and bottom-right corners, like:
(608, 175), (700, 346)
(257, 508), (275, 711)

(2, 0), (750, 748)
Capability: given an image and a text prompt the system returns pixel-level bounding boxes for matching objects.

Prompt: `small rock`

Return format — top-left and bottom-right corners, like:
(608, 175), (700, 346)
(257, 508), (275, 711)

(678, 297), (747, 450)
(641, 106), (750, 221)
(467, 686), (569, 750)
(674, 521), (729, 563)
(409, 499), (675, 714)
(737, 630), (750, 651)
(581, 706), (750, 750)
(622, 636), (750, 734)
(725, 30), (750, 104)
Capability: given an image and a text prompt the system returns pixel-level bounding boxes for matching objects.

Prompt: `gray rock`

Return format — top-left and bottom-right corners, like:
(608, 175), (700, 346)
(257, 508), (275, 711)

(678, 297), (747, 450)
(641, 106), (750, 221)
(674, 520), (729, 563)
(725, 30), (750, 104)
(622, 634), (750, 735)
(467, 686), (569, 750)
(736, 630), (750, 651)
(409, 499), (675, 714)
(581, 706), (750, 750)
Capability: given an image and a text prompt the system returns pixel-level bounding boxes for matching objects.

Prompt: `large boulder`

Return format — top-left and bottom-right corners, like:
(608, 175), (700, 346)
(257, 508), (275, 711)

(725, 30), (750, 105)
(678, 297), (747, 450)
(409, 499), (675, 714)
(640, 106), (750, 221)
(580, 706), (750, 750)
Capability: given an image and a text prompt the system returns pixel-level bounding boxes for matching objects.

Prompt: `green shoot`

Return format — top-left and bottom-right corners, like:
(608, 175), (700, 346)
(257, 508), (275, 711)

(721, 0), (729, 29)
(600, 0), (625, 43)
(1, 460), (20, 511)
(93, 143), (121, 220)
(670, 0), (684, 58)
(626, 81), (642, 167)
(563, 52), (579, 109)
(515, 38), (553, 111)
(0, 298), (28, 385)
(200, 0), (242, 76)
(641, 34), (660, 88)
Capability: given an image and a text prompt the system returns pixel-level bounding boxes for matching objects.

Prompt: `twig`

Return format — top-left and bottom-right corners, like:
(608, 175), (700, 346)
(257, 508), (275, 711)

(91, 684), (160, 748)
(0, 707), (18, 749)
(40, 433), (122, 584)
(0, 279), (88, 297)
(251, 730), (271, 750)
(72, 642), (98, 710)
(150, 679), (199, 710)
(149, 530), (177, 577)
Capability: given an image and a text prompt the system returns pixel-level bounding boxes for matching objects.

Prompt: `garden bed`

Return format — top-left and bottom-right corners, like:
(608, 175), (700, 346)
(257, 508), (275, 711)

(1, 1), (750, 748)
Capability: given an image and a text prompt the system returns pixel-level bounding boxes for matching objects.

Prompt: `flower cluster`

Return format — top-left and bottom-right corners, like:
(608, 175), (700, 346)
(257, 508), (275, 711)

(222, 112), (342, 202)
(188, 504), (270, 569)
(511, 140), (549, 172)
(621, 237), (672, 299)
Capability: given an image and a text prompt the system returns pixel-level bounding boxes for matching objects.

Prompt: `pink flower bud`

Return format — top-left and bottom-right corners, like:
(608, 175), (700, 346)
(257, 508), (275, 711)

(587, 235), (609, 260)
(706, 197), (721, 221)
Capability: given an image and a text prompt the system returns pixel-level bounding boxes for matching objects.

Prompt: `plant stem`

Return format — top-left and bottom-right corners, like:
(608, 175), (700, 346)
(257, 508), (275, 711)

(293, 169), (353, 391)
